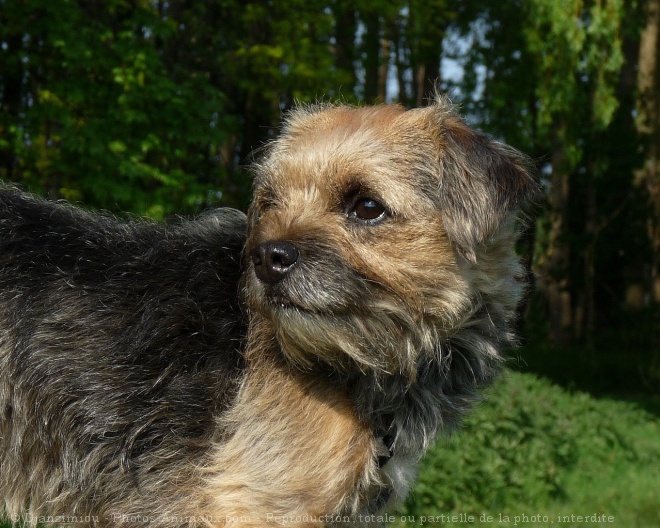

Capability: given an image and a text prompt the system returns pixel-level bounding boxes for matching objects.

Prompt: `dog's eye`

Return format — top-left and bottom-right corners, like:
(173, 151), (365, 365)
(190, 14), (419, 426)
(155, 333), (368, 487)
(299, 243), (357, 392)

(352, 198), (387, 222)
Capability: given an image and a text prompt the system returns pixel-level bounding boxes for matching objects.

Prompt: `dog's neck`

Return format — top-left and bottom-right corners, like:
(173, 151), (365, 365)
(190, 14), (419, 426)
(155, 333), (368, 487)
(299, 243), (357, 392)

(238, 307), (504, 513)
(247, 306), (501, 455)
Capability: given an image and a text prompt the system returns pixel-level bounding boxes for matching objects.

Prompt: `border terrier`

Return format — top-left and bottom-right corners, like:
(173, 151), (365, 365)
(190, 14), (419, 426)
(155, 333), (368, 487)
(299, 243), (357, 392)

(0, 97), (538, 526)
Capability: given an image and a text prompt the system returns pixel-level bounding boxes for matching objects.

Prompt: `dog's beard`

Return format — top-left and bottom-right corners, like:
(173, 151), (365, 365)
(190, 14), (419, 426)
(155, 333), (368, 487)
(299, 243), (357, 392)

(247, 269), (450, 380)
(275, 302), (424, 376)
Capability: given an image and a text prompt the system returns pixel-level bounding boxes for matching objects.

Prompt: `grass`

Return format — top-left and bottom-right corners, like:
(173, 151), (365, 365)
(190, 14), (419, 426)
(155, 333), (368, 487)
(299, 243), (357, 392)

(2, 371), (658, 527)
(393, 371), (660, 527)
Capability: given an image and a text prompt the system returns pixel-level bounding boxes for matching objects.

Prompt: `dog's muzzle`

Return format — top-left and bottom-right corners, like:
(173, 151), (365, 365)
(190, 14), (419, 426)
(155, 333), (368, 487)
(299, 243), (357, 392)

(251, 240), (299, 285)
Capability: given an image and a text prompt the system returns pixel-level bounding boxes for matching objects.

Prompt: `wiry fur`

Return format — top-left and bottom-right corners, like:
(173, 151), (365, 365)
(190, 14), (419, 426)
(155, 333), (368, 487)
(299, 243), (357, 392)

(0, 97), (538, 526)
(0, 193), (247, 526)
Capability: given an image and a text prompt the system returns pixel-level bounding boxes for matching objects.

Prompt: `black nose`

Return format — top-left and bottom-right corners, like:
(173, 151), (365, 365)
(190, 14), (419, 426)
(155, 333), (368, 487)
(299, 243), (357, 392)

(251, 241), (300, 285)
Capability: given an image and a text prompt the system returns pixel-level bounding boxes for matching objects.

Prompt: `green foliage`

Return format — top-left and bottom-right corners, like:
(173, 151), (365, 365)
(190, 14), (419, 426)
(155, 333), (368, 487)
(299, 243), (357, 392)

(0, 0), (351, 216)
(0, 0), (232, 216)
(453, 0), (625, 159)
(396, 371), (660, 526)
(523, 0), (625, 165)
(228, 0), (343, 105)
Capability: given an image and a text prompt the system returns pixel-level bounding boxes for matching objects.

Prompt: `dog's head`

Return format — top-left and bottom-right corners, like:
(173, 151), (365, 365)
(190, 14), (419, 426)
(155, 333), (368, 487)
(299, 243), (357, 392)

(245, 98), (538, 379)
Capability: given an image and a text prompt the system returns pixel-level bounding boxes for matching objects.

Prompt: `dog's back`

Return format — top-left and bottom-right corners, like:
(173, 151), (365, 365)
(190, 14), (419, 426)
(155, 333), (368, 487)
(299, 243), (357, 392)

(0, 189), (247, 524)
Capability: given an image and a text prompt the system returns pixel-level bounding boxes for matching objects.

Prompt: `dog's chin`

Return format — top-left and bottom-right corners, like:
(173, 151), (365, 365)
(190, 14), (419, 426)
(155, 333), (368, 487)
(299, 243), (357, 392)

(259, 291), (317, 317)
(252, 279), (343, 317)
(265, 294), (303, 311)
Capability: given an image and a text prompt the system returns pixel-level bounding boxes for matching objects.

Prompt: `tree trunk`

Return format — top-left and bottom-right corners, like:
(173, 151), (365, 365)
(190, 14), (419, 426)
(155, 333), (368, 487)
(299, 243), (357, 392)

(581, 174), (598, 345)
(414, 56), (441, 107)
(0, 33), (23, 182)
(363, 12), (381, 104)
(378, 35), (390, 103)
(546, 120), (573, 347)
(333, 2), (358, 95)
(408, 2), (444, 107)
(636, 0), (660, 301)
(636, 0), (660, 365)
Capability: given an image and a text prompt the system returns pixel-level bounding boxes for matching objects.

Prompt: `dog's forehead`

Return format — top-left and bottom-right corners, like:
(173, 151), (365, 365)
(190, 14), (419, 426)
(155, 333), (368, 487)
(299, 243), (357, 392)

(260, 105), (439, 204)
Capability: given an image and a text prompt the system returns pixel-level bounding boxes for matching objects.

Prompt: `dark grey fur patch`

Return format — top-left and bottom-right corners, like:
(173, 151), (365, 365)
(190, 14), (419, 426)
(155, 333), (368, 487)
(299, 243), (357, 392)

(0, 188), (247, 515)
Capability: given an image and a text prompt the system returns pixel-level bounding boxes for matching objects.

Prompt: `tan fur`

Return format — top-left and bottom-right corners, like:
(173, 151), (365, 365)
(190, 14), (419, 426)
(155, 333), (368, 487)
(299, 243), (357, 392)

(202, 347), (379, 526)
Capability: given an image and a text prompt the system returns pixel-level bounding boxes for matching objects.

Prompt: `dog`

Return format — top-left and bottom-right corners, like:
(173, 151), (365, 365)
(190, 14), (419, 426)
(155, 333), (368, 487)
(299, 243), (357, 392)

(0, 96), (538, 526)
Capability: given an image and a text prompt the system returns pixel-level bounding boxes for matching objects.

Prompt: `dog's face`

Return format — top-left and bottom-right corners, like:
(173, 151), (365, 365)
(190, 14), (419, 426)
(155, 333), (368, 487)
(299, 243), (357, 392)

(245, 99), (537, 378)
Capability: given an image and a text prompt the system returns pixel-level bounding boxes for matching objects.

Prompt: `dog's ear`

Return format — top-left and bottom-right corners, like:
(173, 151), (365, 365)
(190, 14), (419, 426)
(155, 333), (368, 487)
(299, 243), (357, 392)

(424, 100), (539, 262)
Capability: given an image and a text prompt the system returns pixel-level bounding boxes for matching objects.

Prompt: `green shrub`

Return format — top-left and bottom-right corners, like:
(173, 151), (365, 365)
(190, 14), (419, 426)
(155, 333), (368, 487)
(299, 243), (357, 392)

(397, 371), (660, 523)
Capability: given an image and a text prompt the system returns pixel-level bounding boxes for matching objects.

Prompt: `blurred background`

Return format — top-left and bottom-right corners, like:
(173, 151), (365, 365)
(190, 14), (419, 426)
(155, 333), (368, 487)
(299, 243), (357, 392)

(0, 1), (658, 526)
